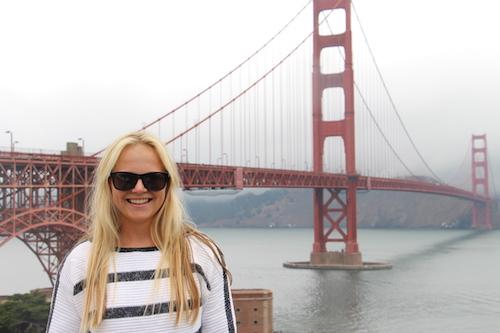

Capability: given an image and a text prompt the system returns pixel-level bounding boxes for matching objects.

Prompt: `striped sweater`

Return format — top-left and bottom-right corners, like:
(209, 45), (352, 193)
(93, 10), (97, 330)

(46, 239), (236, 333)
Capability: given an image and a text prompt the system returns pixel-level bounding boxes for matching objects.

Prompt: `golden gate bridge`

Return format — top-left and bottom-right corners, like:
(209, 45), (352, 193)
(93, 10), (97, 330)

(0, 0), (495, 283)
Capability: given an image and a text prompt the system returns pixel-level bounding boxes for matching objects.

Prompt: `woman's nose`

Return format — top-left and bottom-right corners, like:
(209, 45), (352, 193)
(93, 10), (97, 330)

(132, 179), (147, 192)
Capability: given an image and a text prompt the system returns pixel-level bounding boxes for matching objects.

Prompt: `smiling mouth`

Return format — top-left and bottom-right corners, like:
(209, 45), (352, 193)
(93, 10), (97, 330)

(127, 198), (152, 205)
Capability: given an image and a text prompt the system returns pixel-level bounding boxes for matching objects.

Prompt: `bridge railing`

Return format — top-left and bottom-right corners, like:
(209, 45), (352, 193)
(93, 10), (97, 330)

(0, 146), (62, 155)
(0, 149), (99, 164)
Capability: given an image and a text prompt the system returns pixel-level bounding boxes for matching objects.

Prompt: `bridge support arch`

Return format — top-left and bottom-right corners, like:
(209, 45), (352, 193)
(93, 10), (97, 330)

(0, 208), (87, 284)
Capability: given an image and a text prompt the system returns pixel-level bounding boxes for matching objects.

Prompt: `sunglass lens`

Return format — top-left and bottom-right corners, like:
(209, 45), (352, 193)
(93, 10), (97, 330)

(143, 173), (169, 191)
(112, 173), (138, 191)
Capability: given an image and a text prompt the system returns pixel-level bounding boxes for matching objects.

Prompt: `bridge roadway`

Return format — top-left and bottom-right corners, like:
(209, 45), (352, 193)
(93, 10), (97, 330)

(0, 151), (488, 204)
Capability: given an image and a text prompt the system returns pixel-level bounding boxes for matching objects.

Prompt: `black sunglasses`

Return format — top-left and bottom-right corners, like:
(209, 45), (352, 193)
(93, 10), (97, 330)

(109, 172), (170, 191)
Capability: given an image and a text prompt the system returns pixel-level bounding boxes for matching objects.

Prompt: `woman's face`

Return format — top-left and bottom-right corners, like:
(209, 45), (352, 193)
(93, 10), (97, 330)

(110, 143), (167, 228)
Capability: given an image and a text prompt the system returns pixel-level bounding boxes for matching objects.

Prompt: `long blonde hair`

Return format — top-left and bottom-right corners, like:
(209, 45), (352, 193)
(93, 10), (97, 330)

(81, 131), (230, 332)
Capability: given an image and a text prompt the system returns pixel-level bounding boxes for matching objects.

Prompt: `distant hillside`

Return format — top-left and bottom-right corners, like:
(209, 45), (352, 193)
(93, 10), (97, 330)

(184, 190), (291, 227)
(184, 189), (499, 229)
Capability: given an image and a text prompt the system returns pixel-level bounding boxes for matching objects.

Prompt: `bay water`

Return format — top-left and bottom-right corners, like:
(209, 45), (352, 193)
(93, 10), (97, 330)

(1, 228), (499, 332)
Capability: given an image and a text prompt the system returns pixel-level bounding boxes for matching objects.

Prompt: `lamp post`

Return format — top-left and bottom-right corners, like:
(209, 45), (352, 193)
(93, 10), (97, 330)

(5, 130), (13, 152)
(181, 148), (188, 163)
(78, 137), (85, 155)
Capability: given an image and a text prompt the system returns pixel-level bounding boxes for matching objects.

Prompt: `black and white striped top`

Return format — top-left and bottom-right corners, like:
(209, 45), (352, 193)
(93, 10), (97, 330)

(46, 238), (236, 333)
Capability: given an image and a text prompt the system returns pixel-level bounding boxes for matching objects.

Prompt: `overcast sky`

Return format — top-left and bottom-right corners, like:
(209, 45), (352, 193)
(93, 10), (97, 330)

(1, 0), (499, 183)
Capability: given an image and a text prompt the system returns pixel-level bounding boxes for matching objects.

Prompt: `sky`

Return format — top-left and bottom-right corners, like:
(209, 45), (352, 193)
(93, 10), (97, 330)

(1, 0), (500, 184)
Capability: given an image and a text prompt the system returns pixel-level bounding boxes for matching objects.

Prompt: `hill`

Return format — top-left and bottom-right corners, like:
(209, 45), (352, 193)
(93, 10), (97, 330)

(184, 189), (499, 229)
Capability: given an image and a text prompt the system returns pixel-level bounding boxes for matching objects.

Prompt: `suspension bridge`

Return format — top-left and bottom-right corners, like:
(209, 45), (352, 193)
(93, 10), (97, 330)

(0, 0), (496, 282)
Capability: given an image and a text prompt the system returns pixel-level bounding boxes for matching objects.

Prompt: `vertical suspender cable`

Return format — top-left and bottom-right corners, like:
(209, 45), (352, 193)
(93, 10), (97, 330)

(185, 104), (188, 162)
(172, 109), (176, 160)
(263, 76), (267, 168)
(231, 74), (235, 165)
(196, 98), (200, 163)
(272, 70), (276, 168)
(280, 60), (284, 168)
(209, 90), (212, 164)
(220, 80), (224, 165)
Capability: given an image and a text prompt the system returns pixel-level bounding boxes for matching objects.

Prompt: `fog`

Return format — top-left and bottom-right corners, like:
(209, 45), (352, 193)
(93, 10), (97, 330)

(1, 0), (499, 190)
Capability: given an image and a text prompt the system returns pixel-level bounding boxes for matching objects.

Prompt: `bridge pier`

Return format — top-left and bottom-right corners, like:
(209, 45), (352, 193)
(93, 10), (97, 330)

(310, 186), (362, 265)
(284, 186), (391, 270)
(310, 191), (364, 266)
(310, 251), (361, 266)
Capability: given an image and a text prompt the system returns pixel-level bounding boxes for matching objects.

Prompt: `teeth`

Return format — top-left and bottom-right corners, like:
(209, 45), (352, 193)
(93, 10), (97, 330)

(128, 198), (150, 204)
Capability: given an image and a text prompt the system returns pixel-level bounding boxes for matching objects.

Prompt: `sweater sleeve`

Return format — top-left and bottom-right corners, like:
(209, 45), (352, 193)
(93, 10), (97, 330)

(196, 243), (237, 333)
(46, 249), (83, 333)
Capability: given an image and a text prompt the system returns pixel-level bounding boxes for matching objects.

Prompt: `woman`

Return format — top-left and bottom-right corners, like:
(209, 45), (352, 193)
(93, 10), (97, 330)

(46, 131), (236, 332)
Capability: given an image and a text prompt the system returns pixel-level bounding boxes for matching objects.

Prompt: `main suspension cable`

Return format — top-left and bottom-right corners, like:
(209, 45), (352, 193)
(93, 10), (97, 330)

(166, 30), (315, 145)
(140, 0), (313, 131)
(90, 1), (313, 157)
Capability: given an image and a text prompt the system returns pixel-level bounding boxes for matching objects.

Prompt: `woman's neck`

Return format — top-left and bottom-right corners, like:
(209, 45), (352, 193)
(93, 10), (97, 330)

(118, 220), (155, 248)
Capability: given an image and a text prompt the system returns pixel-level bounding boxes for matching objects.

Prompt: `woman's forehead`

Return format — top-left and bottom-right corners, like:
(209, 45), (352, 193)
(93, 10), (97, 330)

(113, 143), (164, 172)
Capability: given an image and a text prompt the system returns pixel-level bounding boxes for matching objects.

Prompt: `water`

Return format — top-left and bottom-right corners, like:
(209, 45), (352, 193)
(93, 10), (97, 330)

(1, 228), (499, 332)
(208, 228), (500, 333)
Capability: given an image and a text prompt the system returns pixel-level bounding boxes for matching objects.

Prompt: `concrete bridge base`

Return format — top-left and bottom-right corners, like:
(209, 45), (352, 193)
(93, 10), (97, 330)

(283, 251), (392, 270)
(311, 251), (363, 265)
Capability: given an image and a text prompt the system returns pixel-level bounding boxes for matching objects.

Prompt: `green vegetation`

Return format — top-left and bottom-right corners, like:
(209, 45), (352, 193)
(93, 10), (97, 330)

(0, 291), (50, 333)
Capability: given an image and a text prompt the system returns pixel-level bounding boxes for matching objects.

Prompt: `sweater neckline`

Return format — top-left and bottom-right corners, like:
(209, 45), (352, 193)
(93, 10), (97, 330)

(116, 246), (159, 253)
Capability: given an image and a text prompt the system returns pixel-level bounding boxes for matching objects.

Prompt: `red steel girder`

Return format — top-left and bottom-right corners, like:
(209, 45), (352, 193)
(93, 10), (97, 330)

(0, 151), (95, 284)
(0, 152), (487, 201)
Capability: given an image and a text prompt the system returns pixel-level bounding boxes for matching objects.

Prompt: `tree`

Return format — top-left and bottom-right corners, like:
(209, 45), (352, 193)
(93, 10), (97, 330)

(0, 291), (50, 333)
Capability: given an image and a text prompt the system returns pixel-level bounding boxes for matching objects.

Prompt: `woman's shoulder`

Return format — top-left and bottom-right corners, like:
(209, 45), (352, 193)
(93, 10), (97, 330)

(187, 232), (223, 266)
(188, 233), (213, 254)
(59, 240), (91, 276)
(65, 240), (91, 261)
(186, 232), (231, 295)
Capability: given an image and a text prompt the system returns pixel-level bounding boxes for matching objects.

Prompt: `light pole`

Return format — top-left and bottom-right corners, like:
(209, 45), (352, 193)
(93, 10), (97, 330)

(5, 130), (13, 152)
(181, 148), (188, 163)
(78, 137), (85, 154)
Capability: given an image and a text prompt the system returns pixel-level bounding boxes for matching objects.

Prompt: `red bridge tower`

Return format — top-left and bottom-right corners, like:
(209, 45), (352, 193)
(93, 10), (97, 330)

(471, 134), (492, 229)
(311, 0), (362, 266)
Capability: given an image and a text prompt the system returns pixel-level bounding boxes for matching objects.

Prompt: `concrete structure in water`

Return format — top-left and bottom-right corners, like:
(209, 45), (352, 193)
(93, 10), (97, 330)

(232, 289), (274, 333)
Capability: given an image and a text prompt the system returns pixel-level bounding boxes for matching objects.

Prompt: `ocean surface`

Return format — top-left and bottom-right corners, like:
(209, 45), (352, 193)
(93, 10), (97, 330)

(1, 228), (499, 332)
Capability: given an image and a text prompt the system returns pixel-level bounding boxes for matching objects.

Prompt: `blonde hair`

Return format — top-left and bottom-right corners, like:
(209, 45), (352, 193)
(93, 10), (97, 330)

(81, 131), (230, 332)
